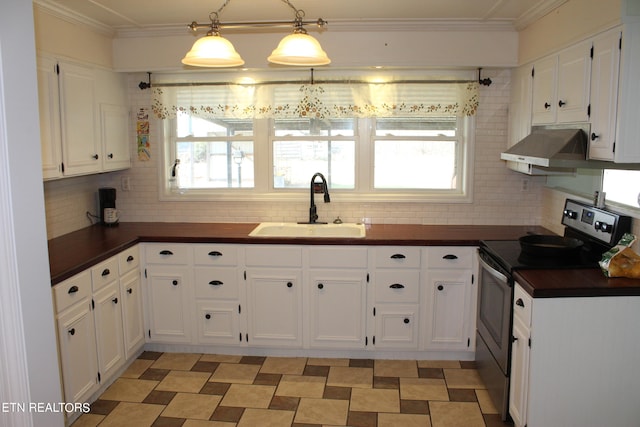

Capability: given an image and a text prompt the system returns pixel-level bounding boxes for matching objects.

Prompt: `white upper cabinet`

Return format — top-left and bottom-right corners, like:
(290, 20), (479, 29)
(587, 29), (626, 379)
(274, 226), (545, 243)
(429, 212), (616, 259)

(531, 41), (592, 125)
(588, 28), (622, 161)
(36, 55), (130, 179)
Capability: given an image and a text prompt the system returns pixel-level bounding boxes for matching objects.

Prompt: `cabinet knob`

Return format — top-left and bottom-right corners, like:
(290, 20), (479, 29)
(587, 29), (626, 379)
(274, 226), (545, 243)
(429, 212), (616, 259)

(68, 285), (79, 294)
(208, 251), (223, 257)
(172, 280), (178, 286)
(108, 153), (114, 159)
(101, 268), (110, 277)
(404, 318), (410, 324)
(544, 102), (551, 109)
(159, 250), (174, 256)
(318, 283), (324, 289)
(591, 132), (599, 141)
(68, 328), (75, 336)
(205, 314), (211, 320)
(112, 297), (118, 304)
(286, 282), (293, 288)
(442, 254), (458, 260)
(209, 280), (223, 286)
(389, 283), (405, 289)
(515, 298), (525, 307)
(127, 255), (134, 262)
(437, 284), (444, 291)
(390, 254), (406, 259)
(92, 154), (99, 160)
(127, 288), (133, 294)
(558, 99), (566, 107)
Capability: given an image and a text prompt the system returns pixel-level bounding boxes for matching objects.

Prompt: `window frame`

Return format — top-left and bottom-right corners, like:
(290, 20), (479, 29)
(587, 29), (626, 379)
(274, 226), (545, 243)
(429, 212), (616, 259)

(159, 115), (475, 203)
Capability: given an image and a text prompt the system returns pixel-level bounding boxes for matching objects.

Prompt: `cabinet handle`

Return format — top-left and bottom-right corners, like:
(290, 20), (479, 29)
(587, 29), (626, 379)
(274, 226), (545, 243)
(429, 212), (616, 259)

(159, 250), (174, 256)
(515, 298), (525, 308)
(512, 335), (518, 343)
(172, 280), (178, 286)
(127, 255), (134, 262)
(208, 251), (223, 257)
(68, 285), (79, 294)
(127, 288), (132, 294)
(591, 132), (599, 141)
(286, 282), (293, 288)
(92, 154), (99, 160)
(112, 297), (118, 304)
(108, 153), (114, 159)
(390, 254), (406, 259)
(101, 268), (110, 277)
(404, 318), (410, 324)
(558, 99), (566, 107)
(68, 328), (75, 336)
(389, 283), (405, 289)
(442, 254), (458, 260)
(437, 284), (444, 291)
(318, 283), (324, 289)
(205, 314), (211, 320)
(544, 102), (551, 109)
(208, 280), (223, 286)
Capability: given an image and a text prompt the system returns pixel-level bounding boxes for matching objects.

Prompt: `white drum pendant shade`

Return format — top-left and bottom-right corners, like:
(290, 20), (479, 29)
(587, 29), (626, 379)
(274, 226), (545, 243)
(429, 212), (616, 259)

(182, 34), (245, 67)
(268, 32), (331, 66)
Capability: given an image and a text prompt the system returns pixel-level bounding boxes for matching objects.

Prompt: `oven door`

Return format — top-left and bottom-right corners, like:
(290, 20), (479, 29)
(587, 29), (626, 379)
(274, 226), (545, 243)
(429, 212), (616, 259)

(477, 249), (513, 374)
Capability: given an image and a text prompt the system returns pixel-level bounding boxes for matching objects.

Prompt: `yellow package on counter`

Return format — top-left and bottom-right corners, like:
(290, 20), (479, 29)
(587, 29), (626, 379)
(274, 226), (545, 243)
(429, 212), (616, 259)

(599, 233), (640, 278)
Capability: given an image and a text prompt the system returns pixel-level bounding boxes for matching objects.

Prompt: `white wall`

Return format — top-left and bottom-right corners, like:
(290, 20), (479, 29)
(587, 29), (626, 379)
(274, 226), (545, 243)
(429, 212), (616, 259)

(0, 0), (64, 425)
(42, 67), (547, 238)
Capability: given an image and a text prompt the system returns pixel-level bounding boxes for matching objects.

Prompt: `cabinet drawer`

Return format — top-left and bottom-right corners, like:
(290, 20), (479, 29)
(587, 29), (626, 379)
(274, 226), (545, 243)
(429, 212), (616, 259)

(91, 257), (119, 291)
(245, 245), (302, 267)
(513, 283), (533, 326)
(374, 271), (420, 303)
(193, 244), (238, 266)
(118, 245), (139, 275)
(308, 246), (368, 268)
(427, 247), (474, 269)
(194, 267), (240, 299)
(53, 270), (91, 313)
(375, 247), (421, 269)
(144, 244), (190, 265)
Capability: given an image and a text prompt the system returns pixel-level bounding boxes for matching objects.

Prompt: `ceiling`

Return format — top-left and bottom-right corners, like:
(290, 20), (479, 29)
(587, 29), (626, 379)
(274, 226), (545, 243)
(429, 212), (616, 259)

(37, 0), (566, 32)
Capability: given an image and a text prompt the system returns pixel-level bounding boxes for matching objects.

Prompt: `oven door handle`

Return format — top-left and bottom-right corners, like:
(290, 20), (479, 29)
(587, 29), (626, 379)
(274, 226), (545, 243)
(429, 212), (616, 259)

(478, 255), (509, 285)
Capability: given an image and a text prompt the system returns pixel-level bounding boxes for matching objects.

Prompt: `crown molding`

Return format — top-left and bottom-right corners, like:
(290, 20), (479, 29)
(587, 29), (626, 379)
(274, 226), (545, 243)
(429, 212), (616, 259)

(34, 0), (115, 37)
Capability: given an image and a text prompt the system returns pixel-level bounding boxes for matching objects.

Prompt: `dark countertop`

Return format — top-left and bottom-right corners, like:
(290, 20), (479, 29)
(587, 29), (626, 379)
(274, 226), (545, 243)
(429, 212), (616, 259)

(514, 268), (640, 298)
(48, 222), (549, 285)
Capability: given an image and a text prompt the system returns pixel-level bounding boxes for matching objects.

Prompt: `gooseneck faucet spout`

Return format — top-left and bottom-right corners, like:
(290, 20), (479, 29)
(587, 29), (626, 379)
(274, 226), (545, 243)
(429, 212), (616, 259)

(308, 172), (330, 224)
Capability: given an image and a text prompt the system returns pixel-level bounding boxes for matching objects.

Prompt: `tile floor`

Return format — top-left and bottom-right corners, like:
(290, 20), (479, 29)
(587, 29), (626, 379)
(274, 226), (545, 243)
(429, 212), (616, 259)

(71, 352), (513, 427)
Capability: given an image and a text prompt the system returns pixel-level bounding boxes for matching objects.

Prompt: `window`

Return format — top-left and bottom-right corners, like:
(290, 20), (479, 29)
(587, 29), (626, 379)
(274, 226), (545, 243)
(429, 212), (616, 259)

(164, 113), (473, 201)
(172, 112), (254, 189)
(602, 169), (640, 208)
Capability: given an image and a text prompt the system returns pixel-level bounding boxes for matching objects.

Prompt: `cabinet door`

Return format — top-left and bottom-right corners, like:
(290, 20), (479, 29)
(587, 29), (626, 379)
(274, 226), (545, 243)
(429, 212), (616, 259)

(425, 270), (473, 351)
(101, 104), (130, 171)
(246, 269), (302, 347)
(308, 271), (367, 349)
(56, 299), (98, 403)
(508, 65), (533, 148)
(58, 61), (100, 176)
(556, 42), (592, 123)
(509, 316), (530, 427)
(93, 281), (125, 381)
(37, 55), (62, 179)
(374, 304), (419, 349)
(531, 56), (557, 124)
(120, 269), (145, 359)
(146, 266), (193, 344)
(589, 29), (621, 161)
(196, 301), (241, 345)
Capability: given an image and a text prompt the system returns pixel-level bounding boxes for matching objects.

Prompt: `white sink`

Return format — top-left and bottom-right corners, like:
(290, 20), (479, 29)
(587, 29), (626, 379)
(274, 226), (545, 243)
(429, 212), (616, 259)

(249, 222), (366, 238)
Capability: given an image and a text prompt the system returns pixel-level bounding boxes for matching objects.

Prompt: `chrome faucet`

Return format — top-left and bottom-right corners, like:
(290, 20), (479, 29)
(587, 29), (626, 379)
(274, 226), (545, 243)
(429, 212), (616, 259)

(306, 172), (330, 224)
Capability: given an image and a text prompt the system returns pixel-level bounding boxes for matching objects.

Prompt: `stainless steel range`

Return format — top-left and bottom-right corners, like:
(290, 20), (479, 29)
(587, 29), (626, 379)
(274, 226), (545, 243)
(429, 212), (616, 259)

(475, 199), (632, 420)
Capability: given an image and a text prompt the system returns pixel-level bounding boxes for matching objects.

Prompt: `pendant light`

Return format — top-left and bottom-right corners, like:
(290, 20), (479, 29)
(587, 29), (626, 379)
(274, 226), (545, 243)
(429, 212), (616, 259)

(183, 0), (330, 68)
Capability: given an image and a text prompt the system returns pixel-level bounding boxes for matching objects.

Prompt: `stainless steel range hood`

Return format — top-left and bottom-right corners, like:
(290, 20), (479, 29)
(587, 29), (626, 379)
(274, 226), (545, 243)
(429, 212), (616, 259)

(501, 125), (595, 174)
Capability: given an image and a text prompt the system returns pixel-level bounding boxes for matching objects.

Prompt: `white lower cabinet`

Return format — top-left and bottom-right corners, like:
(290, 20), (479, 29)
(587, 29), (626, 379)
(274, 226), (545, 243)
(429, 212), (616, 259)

(146, 266), (193, 344)
(52, 245), (143, 409)
(374, 304), (420, 349)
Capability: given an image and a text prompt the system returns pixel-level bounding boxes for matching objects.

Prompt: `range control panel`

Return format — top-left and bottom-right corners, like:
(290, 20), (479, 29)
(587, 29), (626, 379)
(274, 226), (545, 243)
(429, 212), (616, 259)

(562, 199), (632, 246)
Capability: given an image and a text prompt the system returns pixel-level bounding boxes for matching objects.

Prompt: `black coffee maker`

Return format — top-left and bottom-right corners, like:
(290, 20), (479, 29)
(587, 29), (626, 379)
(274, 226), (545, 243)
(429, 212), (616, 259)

(98, 187), (118, 226)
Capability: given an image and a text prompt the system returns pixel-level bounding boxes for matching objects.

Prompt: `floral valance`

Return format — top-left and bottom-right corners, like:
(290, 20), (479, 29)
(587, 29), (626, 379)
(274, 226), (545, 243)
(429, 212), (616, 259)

(152, 80), (479, 120)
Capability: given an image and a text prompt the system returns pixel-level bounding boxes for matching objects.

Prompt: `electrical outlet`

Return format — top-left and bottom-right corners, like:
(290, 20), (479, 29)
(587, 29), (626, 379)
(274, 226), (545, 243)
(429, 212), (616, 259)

(521, 178), (529, 192)
(637, 192), (640, 207)
(121, 176), (131, 191)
